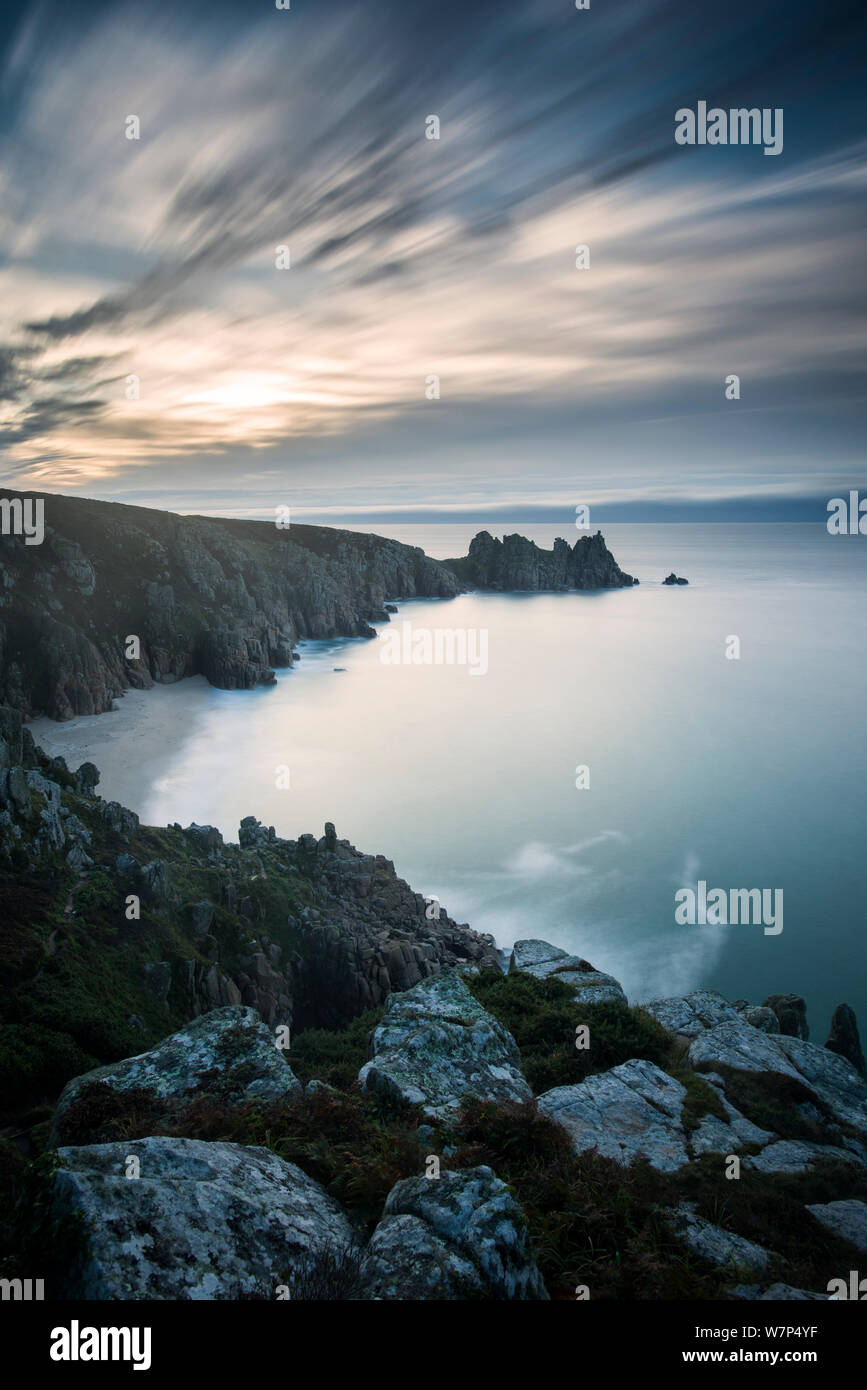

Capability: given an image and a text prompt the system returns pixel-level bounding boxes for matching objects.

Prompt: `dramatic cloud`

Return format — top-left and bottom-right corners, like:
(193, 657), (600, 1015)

(0, 0), (864, 512)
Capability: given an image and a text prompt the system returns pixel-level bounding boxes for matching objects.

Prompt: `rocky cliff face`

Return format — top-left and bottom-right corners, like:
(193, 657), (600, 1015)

(0, 493), (643, 720)
(444, 529), (636, 590)
(0, 705), (498, 1117)
(0, 489), (460, 720)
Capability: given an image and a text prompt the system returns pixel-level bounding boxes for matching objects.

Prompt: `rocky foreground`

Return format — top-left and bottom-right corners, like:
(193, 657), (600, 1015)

(1, 704), (866, 1299)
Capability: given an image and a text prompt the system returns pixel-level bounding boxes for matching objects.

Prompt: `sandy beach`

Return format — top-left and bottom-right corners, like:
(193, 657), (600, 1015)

(29, 677), (217, 815)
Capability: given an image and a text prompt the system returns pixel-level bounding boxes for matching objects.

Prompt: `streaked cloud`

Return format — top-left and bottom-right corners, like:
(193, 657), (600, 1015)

(0, 0), (864, 510)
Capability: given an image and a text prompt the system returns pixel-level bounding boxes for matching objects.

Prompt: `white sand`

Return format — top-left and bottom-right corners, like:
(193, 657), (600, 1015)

(29, 677), (217, 814)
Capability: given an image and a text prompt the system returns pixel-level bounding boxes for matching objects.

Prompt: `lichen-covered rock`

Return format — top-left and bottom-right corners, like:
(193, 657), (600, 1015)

(805, 1199), (867, 1254)
(745, 1139), (866, 1175)
(359, 1215), (485, 1299)
(664, 1203), (773, 1273)
(643, 990), (744, 1038)
(51, 1136), (355, 1299)
(358, 971), (532, 1119)
(509, 939), (626, 1005)
(51, 1007), (300, 1143)
(26, 769), (65, 849)
(689, 1024), (867, 1155)
(689, 1104), (774, 1157)
(688, 1020), (804, 1079)
(65, 840), (93, 870)
(771, 1035), (867, 1136)
(537, 1060), (689, 1172)
(357, 1167), (548, 1300)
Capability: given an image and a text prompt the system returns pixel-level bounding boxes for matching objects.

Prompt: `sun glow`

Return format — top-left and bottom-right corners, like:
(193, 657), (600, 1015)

(189, 376), (293, 411)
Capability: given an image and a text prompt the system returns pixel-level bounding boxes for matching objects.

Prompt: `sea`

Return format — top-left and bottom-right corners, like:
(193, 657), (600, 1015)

(36, 523), (867, 1035)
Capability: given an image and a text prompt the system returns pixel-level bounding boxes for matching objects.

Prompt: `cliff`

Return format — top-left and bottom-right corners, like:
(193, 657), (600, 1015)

(0, 489), (460, 720)
(0, 493), (645, 722)
(0, 704), (498, 1121)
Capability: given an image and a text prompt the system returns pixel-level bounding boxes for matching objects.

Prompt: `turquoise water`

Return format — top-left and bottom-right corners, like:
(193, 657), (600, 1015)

(133, 523), (866, 1038)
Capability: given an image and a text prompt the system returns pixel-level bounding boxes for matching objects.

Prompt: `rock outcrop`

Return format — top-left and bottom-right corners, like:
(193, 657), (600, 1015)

(508, 938), (627, 1005)
(444, 529), (635, 591)
(825, 1003), (866, 1077)
(50, 1007), (302, 1144)
(537, 1060), (692, 1172)
(663, 1204), (773, 1273)
(288, 827), (499, 1029)
(358, 971), (532, 1119)
(763, 993), (809, 1040)
(688, 1023), (867, 1162)
(643, 989), (743, 1038)
(0, 706), (501, 1097)
(50, 1137), (357, 1299)
(805, 1199), (867, 1255)
(358, 1167), (548, 1300)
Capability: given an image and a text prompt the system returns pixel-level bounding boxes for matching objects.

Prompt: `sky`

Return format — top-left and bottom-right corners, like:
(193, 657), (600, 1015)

(0, 0), (865, 522)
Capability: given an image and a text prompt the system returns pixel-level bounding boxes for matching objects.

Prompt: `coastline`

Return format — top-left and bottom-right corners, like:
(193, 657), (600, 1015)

(29, 676), (217, 813)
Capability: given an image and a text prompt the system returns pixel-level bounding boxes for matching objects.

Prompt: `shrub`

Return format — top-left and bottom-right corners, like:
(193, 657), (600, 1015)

(287, 1008), (384, 1090)
(467, 969), (671, 1091)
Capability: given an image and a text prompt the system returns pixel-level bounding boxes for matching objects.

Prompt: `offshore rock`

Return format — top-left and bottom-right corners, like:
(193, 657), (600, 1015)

(825, 1003), (866, 1078)
(763, 993), (809, 1040)
(444, 529), (635, 591)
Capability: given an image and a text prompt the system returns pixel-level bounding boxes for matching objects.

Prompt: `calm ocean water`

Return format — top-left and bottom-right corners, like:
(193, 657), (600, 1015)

(82, 524), (867, 1034)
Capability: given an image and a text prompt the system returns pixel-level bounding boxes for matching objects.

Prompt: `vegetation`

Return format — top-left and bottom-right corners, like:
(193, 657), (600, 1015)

(467, 968), (673, 1091)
